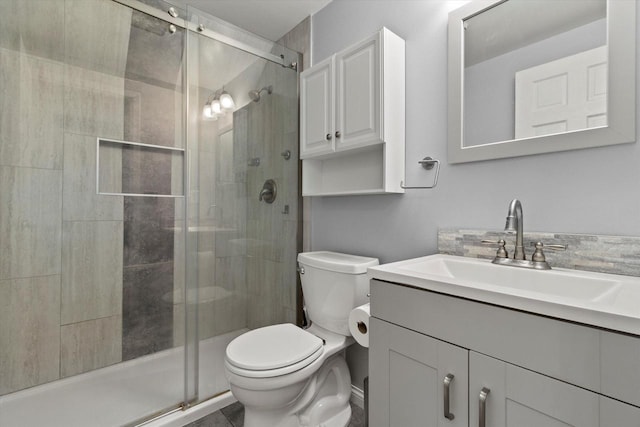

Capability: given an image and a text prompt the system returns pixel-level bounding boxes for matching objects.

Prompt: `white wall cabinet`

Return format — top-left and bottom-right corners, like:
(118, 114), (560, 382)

(370, 279), (640, 427)
(300, 27), (405, 196)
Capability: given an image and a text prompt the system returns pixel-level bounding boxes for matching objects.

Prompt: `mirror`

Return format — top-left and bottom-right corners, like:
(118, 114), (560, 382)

(448, 0), (636, 163)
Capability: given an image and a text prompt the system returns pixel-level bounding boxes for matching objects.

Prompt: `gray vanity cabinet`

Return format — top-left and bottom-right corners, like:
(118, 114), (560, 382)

(369, 279), (640, 427)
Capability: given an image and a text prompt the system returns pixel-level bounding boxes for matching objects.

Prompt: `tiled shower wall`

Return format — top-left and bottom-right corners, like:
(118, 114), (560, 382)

(243, 26), (305, 329)
(0, 0), (130, 394)
(173, 21), (306, 342)
(0, 0), (184, 394)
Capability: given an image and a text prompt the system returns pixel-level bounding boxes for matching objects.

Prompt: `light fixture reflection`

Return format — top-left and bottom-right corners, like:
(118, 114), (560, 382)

(202, 88), (235, 120)
(211, 99), (222, 115)
(220, 90), (235, 110)
(202, 102), (217, 120)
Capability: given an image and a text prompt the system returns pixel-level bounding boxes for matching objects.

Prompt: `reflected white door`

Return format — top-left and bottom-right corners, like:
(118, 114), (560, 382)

(515, 46), (607, 138)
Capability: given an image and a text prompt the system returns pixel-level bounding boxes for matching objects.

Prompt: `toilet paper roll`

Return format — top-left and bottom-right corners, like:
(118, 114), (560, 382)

(349, 303), (370, 348)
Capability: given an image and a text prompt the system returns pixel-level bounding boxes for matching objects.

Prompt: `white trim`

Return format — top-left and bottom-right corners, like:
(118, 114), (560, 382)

(350, 385), (365, 410)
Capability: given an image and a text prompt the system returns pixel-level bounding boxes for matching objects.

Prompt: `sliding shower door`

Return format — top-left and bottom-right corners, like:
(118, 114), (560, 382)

(0, 1), (188, 425)
(185, 7), (301, 405)
(0, 0), (300, 425)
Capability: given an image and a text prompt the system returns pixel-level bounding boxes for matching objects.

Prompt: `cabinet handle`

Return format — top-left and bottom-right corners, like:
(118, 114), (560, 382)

(335, 130), (341, 138)
(326, 133), (332, 140)
(479, 387), (490, 427)
(443, 373), (455, 421)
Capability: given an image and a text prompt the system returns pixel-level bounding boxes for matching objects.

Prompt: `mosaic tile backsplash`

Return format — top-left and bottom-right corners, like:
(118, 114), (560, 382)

(438, 229), (640, 277)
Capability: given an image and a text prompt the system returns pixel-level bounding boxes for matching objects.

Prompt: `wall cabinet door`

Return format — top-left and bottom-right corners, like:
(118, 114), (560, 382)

(370, 318), (468, 427)
(335, 31), (381, 151)
(469, 351), (599, 427)
(300, 56), (334, 158)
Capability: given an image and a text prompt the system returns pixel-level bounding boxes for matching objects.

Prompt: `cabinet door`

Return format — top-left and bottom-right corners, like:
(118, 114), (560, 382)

(470, 352), (599, 427)
(335, 31), (381, 151)
(300, 56), (334, 158)
(370, 318), (468, 427)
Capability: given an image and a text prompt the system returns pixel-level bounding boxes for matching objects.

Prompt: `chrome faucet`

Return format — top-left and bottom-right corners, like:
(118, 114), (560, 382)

(483, 199), (567, 270)
(504, 199), (525, 260)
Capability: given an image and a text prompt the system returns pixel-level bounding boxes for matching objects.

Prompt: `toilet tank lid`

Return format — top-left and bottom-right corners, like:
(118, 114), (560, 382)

(297, 251), (379, 274)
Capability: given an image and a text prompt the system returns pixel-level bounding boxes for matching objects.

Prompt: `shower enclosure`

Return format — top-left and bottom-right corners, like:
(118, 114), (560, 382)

(0, 0), (300, 425)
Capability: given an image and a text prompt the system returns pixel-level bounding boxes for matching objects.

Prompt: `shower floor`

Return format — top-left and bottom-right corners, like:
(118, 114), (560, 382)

(0, 329), (245, 427)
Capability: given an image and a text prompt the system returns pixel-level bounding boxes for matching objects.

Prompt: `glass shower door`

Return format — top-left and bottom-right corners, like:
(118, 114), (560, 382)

(185, 6), (301, 405)
(0, 1), (189, 425)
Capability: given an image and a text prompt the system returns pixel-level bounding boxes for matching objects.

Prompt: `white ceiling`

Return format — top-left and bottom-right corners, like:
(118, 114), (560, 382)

(464, 0), (606, 66)
(176, 0), (332, 41)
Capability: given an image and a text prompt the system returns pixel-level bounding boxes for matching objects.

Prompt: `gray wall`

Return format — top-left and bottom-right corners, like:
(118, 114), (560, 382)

(310, 0), (640, 389)
(311, 0), (640, 264)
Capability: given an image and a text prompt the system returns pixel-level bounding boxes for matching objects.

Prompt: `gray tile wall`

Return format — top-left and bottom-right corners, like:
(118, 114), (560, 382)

(243, 61), (300, 329)
(0, 0), (129, 388)
(120, 11), (184, 360)
(0, 0), (183, 395)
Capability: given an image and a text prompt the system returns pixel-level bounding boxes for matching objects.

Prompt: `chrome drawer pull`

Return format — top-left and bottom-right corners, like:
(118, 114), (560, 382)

(443, 373), (455, 421)
(479, 387), (490, 427)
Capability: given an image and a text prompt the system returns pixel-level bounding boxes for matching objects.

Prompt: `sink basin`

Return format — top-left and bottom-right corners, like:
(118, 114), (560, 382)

(368, 254), (640, 334)
(396, 255), (621, 302)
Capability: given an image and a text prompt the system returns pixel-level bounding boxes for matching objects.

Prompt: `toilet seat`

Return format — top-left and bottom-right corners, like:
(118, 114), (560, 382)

(225, 324), (324, 378)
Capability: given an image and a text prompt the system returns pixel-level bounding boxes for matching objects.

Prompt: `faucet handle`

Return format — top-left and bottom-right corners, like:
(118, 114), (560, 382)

(482, 239), (508, 259)
(530, 241), (567, 262)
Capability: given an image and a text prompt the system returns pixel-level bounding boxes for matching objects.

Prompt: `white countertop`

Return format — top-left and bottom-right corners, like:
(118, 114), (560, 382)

(368, 254), (640, 335)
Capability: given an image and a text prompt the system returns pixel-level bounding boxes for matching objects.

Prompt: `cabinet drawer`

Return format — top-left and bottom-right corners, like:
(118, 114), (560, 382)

(600, 331), (640, 407)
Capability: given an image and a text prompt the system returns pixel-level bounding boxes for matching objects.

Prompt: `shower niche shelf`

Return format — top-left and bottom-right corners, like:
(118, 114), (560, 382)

(300, 28), (405, 196)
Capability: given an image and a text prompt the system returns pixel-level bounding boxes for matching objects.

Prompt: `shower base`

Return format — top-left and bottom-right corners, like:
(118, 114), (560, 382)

(0, 329), (245, 427)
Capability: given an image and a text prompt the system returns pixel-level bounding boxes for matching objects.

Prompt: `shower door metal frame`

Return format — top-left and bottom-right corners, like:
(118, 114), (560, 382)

(111, 0), (295, 68)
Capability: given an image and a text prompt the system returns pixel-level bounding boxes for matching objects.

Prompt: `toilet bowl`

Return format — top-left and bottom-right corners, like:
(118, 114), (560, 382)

(224, 251), (378, 427)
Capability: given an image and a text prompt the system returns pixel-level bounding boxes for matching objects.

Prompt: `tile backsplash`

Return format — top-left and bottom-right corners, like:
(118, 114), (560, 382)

(438, 229), (640, 277)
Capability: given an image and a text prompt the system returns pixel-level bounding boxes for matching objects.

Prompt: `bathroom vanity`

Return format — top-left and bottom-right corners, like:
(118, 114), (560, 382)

(368, 255), (640, 427)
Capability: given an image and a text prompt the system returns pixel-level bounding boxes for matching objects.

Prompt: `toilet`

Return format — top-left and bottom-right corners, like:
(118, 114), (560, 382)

(224, 251), (378, 427)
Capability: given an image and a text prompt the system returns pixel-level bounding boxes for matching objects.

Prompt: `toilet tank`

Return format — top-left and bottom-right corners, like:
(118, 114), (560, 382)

(297, 251), (379, 336)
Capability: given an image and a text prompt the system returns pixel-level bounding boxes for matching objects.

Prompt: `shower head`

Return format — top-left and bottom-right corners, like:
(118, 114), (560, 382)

(249, 85), (273, 102)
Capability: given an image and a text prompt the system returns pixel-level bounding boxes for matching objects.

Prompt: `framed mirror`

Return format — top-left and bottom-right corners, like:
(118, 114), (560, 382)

(448, 0), (636, 164)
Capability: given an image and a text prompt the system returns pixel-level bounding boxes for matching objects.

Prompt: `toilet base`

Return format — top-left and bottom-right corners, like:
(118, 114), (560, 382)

(241, 355), (352, 427)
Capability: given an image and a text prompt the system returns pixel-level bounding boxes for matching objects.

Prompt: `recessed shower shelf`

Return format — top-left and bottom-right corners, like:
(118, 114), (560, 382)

(96, 138), (185, 198)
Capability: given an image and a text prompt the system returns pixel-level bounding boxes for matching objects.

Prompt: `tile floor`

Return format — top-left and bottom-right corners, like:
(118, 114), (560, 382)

(186, 401), (366, 427)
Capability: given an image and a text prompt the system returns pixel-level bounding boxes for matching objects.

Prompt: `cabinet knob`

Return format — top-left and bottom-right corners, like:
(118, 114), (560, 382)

(326, 133), (333, 140)
(335, 130), (342, 138)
